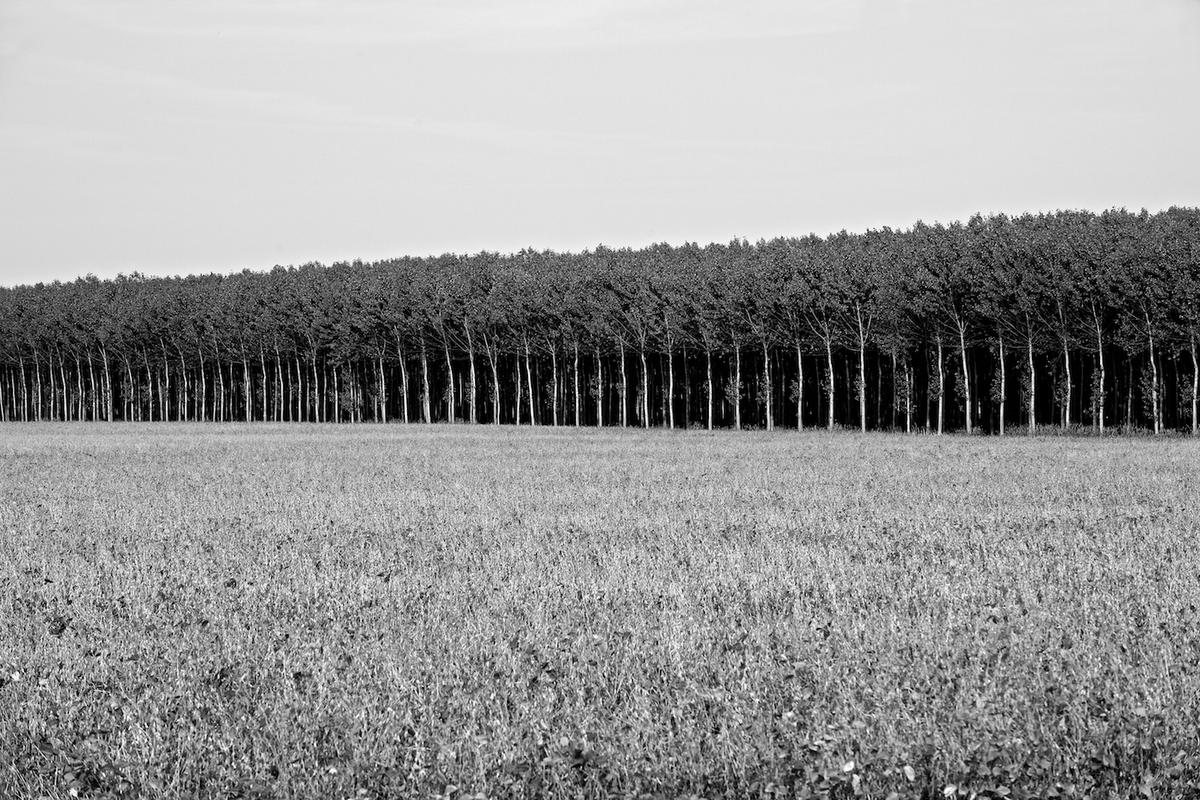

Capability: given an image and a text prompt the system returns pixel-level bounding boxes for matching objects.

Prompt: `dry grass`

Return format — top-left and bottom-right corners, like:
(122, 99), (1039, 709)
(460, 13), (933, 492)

(2, 424), (1199, 799)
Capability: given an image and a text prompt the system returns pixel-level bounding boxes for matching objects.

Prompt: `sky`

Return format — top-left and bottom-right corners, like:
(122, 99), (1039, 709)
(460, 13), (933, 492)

(2, 0), (1199, 287)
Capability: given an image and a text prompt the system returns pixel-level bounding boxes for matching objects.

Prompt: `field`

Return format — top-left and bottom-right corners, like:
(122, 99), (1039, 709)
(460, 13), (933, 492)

(2, 425), (1200, 799)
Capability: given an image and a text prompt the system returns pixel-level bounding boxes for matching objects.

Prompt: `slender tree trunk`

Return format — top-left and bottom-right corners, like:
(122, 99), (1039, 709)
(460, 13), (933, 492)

(1191, 331), (1198, 436)
(217, 349), (227, 422)
(193, 348), (204, 422)
(481, 334), (499, 426)
(275, 348), (283, 422)
(905, 359), (913, 434)
(376, 354), (386, 422)
(312, 354), (321, 423)
(550, 345), (559, 426)
(762, 339), (773, 431)
(443, 337), (455, 423)
(824, 338), (834, 432)
(100, 346), (112, 422)
(667, 345), (675, 429)
(619, 342), (628, 428)
(1093, 306), (1106, 434)
(573, 342), (580, 427)
(258, 347), (268, 423)
(594, 346), (603, 427)
(294, 356), (303, 422)
(795, 344), (803, 430)
(997, 332), (1006, 437)
(936, 335), (945, 436)
(1146, 310), (1160, 435)
(856, 306), (868, 433)
(32, 351), (43, 422)
(639, 345), (649, 428)
(524, 336), (537, 426)
(1026, 326), (1036, 434)
(399, 351), (410, 424)
(19, 356), (29, 422)
(330, 364), (338, 422)
(958, 321), (971, 435)
(682, 343), (691, 428)
(74, 355), (83, 422)
(890, 349), (897, 431)
(49, 352), (59, 421)
(706, 347), (713, 431)
(420, 340), (431, 424)
(734, 346), (742, 430)
(515, 352), (522, 425)
(123, 353), (134, 422)
(242, 350), (252, 423)
(87, 351), (98, 422)
(1061, 334), (1072, 430)
(464, 324), (477, 424)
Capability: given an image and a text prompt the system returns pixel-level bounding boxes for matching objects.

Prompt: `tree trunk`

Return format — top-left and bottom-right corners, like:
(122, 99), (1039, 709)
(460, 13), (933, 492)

(19, 356), (29, 422)
(420, 341), (431, 423)
(1026, 326), (1036, 434)
(100, 346), (112, 422)
(1061, 334), (1072, 430)
(639, 345), (649, 428)
(258, 347), (268, 423)
(619, 342), (628, 428)
(483, 334), (499, 426)
(399, 351), (410, 424)
(310, 354), (320, 423)
(377, 353), (386, 422)
(123, 353), (135, 422)
(936, 335), (945, 436)
(905, 359), (913, 434)
(443, 337), (455, 423)
(573, 342), (580, 427)
(243, 351), (252, 423)
(890, 349), (897, 431)
(667, 346), (675, 429)
(1093, 305), (1106, 434)
(1191, 331), (1198, 436)
(87, 351), (98, 422)
(795, 344), (803, 430)
(515, 352), (522, 425)
(734, 346), (742, 430)
(32, 350), (44, 422)
(333, 365), (340, 422)
(49, 352), (60, 421)
(551, 346), (560, 426)
(1146, 310), (1160, 435)
(997, 332), (1006, 437)
(958, 321), (971, 435)
(762, 338), (773, 431)
(856, 305), (868, 433)
(524, 336), (536, 426)
(464, 324), (477, 424)
(294, 356), (303, 422)
(594, 346), (604, 427)
(706, 347), (714, 431)
(824, 338), (834, 432)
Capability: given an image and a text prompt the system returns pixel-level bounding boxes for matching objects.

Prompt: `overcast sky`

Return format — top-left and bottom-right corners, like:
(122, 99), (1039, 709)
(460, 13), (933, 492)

(2, 0), (1199, 287)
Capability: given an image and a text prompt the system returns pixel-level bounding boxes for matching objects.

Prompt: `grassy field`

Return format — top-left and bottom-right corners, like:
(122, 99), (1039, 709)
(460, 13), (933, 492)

(2, 425), (1199, 799)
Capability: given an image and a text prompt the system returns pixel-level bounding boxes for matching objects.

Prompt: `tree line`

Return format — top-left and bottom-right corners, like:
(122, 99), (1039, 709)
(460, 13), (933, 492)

(1, 208), (1198, 434)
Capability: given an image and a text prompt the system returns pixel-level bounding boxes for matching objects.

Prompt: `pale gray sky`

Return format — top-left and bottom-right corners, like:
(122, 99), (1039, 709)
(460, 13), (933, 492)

(2, 0), (1199, 286)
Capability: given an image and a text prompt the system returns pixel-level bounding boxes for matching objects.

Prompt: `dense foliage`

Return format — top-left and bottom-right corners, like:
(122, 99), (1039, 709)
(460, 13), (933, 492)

(4, 427), (1199, 798)
(2, 208), (1199, 433)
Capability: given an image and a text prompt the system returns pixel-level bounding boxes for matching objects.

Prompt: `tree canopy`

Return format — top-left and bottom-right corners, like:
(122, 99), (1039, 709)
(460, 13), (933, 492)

(2, 207), (1199, 434)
